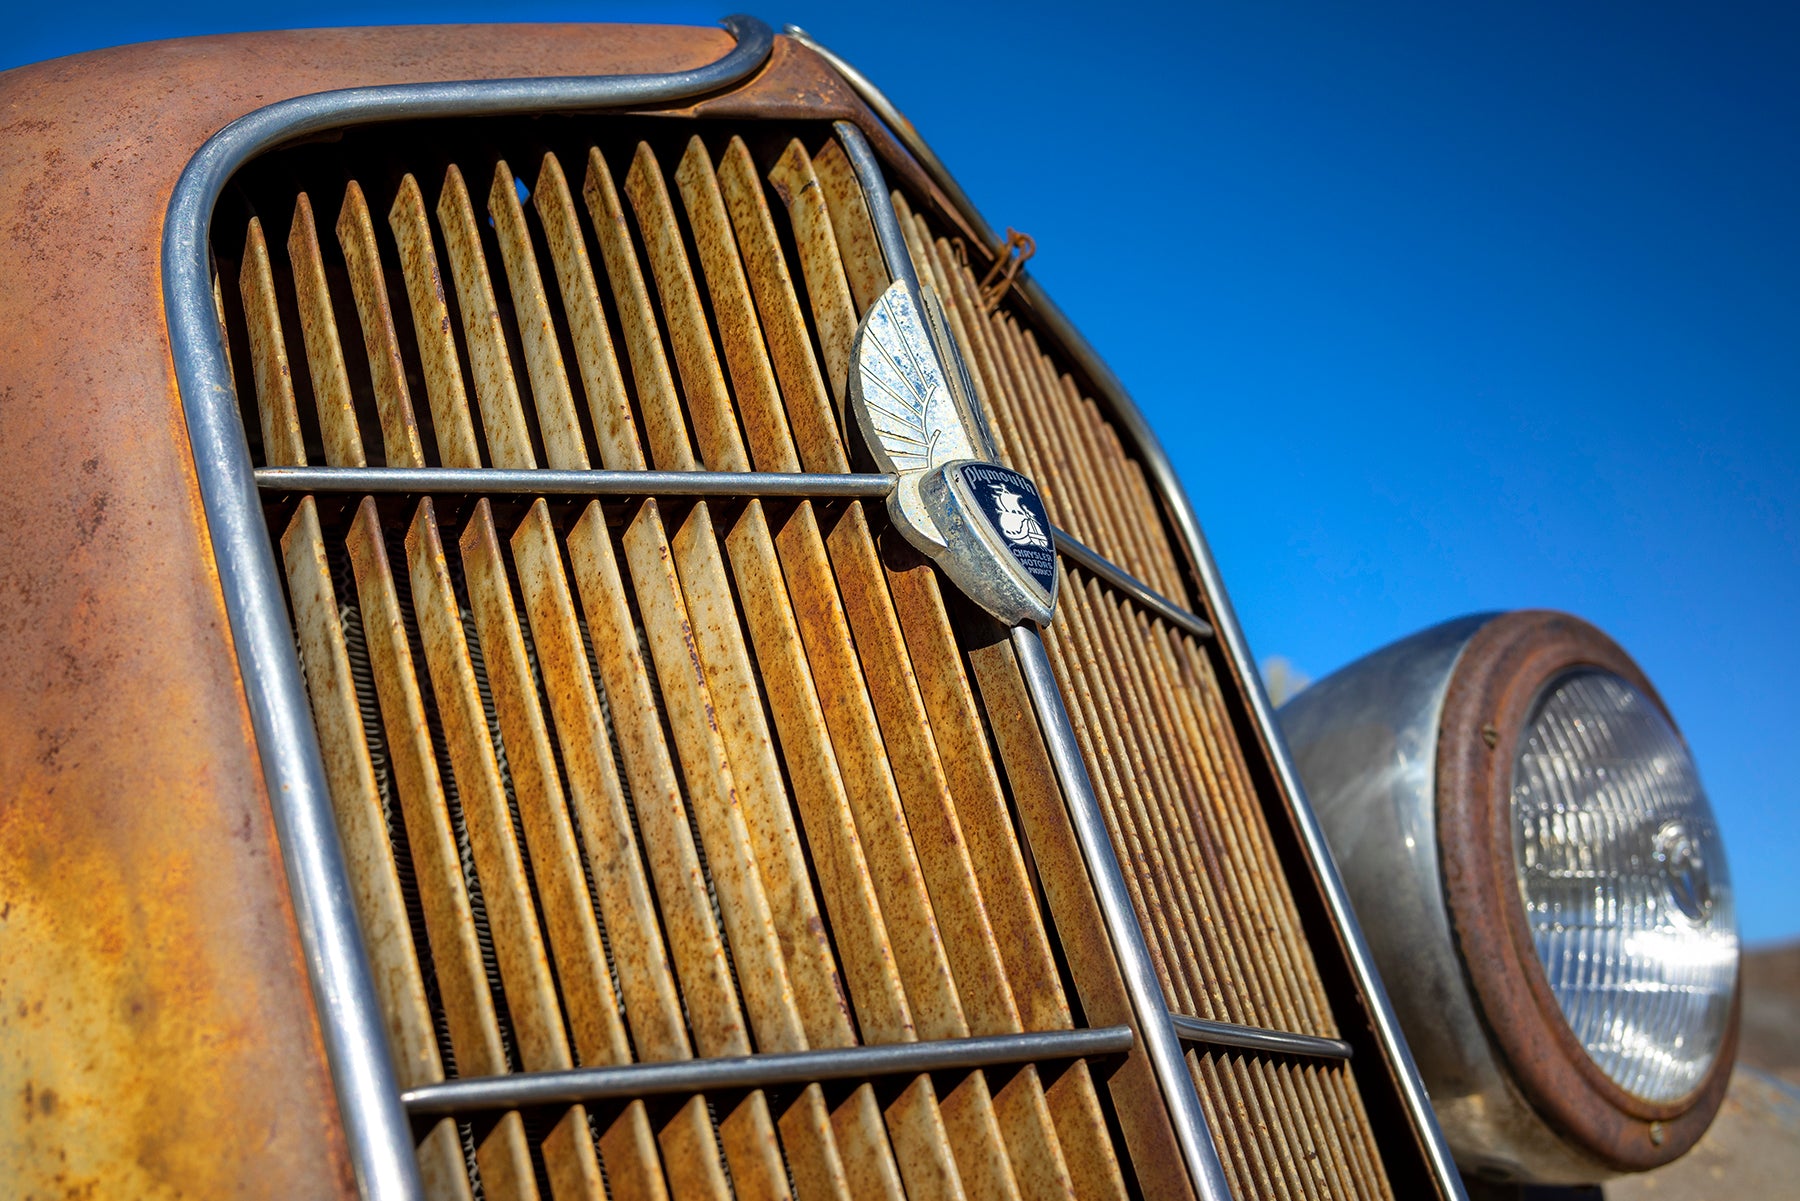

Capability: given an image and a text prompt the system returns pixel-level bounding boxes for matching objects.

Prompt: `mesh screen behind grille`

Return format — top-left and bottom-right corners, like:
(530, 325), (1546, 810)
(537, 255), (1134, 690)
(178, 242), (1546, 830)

(214, 113), (1400, 1201)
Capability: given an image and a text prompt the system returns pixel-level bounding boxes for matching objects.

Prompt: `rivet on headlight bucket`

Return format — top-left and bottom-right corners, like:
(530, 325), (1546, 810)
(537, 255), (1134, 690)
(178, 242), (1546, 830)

(1650, 1122), (1666, 1146)
(1480, 723), (1499, 749)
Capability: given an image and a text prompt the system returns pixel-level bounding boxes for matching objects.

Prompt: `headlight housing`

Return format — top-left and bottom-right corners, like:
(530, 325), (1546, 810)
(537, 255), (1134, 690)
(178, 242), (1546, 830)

(1279, 611), (1738, 1183)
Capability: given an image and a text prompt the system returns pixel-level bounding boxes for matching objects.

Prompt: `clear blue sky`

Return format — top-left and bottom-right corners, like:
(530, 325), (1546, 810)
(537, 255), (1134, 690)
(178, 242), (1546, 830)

(11, 2), (1796, 944)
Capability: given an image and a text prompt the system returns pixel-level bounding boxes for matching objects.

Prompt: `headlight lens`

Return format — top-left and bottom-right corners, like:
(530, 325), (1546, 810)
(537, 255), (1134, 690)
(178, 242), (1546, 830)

(1512, 668), (1737, 1104)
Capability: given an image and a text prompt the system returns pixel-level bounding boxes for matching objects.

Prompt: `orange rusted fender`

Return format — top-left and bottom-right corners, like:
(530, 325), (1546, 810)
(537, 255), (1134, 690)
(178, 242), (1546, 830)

(0, 23), (899, 1197)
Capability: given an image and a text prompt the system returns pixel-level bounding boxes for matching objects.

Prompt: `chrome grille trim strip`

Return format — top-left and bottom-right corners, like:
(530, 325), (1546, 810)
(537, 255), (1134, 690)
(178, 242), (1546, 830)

(162, 19), (775, 1200)
(837, 111), (1236, 1201)
(254, 466), (894, 498)
(805, 31), (1469, 1201)
(402, 1026), (1133, 1115)
(1171, 1015), (1354, 1063)
(1012, 625), (1236, 1201)
(1056, 529), (1216, 641)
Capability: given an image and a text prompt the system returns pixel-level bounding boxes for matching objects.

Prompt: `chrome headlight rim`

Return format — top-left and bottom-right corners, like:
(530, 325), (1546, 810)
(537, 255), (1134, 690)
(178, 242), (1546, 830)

(1435, 609), (1739, 1171)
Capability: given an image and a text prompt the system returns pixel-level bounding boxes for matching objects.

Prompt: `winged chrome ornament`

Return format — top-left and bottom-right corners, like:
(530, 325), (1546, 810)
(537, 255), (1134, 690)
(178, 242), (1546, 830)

(848, 278), (1059, 626)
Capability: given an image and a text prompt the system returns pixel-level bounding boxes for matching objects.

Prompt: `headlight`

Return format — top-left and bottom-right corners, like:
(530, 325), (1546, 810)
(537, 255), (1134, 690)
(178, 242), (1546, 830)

(1279, 611), (1738, 1184)
(1510, 669), (1735, 1105)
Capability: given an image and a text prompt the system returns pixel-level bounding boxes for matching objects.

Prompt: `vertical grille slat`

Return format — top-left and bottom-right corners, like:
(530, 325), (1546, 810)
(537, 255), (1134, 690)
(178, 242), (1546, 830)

(219, 113), (1404, 1201)
(741, 141), (1011, 1199)
(240, 217), (310, 468)
(287, 194), (365, 470)
(283, 498), (443, 1084)
(339, 181), (429, 470)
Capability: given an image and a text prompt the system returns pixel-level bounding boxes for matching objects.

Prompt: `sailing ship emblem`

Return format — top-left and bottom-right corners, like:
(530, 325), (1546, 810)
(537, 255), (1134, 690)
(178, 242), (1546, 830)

(992, 483), (1050, 547)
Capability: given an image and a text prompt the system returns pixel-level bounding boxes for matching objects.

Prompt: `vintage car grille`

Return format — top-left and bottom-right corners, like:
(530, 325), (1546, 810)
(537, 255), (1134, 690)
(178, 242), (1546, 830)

(211, 110), (1413, 1201)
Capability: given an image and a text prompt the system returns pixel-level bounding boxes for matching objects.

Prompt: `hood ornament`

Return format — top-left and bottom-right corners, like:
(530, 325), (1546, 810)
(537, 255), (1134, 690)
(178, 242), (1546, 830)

(849, 277), (1058, 626)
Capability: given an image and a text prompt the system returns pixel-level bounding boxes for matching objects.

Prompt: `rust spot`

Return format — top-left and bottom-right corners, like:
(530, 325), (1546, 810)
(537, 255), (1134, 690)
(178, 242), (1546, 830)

(74, 492), (108, 544)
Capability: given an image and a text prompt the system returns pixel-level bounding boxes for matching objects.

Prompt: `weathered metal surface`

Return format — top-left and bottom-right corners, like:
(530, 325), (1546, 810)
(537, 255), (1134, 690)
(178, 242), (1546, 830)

(514, 502), (687, 1056)
(462, 503), (622, 1066)
(659, 143), (970, 1201)
(640, 134), (972, 1201)
(579, 537), (726, 1196)
(623, 511), (797, 1201)
(346, 500), (501, 1199)
(872, 229), (1125, 1201)
(508, 509), (693, 1201)
(723, 502), (923, 1190)
(612, 147), (856, 1201)
(488, 161), (590, 472)
(281, 495), (475, 1199)
(812, 140), (889, 316)
(566, 502), (740, 1201)
(406, 500), (619, 1196)
(509, 498), (695, 1201)
(673, 138), (859, 1054)
(287, 194), (365, 469)
(1435, 612), (1735, 1170)
(436, 165), (536, 471)
(923, 185), (1362, 1190)
(345, 500), (502, 1077)
(436, 152), (750, 1194)
(778, 136), (1129, 1201)
(887, 174), (1407, 1197)
(624, 144), (749, 474)
(768, 141), (860, 411)
(967, 635), (1191, 1201)
(533, 153), (644, 472)
(1042, 567), (1397, 1200)
(714, 138), (848, 477)
(337, 181), (427, 469)
(238, 217), (309, 466)
(113, 65), (1290, 1199)
(584, 148), (696, 473)
(389, 173), (482, 469)
(0, 23), (905, 1197)
(408, 497), (565, 1070)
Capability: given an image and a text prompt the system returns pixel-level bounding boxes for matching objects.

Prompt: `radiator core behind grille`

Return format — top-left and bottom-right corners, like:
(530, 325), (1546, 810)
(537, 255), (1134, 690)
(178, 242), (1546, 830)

(213, 111), (1412, 1201)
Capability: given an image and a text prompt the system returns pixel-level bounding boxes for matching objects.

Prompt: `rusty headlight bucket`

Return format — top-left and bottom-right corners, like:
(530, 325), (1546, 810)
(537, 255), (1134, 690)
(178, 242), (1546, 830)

(1278, 610), (1739, 1184)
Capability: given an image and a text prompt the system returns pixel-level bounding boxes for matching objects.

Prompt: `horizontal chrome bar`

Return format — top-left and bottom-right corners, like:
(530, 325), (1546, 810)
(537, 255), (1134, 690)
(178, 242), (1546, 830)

(1053, 529), (1216, 641)
(400, 1026), (1134, 1116)
(254, 467), (895, 499)
(1170, 1014), (1354, 1062)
